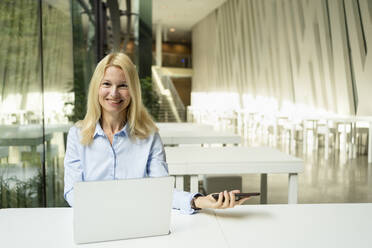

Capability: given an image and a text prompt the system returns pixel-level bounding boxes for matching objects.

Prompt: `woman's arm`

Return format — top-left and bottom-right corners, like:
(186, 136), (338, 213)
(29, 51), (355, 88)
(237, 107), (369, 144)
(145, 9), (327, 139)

(147, 132), (249, 213)
(147, 132), (199, 214)
(64, 126), (84, 207)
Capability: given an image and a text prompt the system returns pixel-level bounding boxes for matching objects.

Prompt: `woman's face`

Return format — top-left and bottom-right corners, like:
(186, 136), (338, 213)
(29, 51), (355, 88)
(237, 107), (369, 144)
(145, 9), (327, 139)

(98, 66), (131, 116)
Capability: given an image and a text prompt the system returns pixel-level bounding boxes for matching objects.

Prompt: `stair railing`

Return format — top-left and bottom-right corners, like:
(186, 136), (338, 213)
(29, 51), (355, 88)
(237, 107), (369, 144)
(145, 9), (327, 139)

(152, 66), (185, 122)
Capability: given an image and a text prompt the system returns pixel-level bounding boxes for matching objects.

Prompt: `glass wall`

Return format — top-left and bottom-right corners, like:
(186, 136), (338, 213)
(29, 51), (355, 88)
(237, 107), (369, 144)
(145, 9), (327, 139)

(0, 0), (95, 208)
(0, 0), (44, 208)
(0, 0), (156, 208)
(42, 0), (74, 207)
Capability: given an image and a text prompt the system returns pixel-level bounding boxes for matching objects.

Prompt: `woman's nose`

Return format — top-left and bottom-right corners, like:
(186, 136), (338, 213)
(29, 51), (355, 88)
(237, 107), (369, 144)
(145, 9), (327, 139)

(110, 87), (119, 97)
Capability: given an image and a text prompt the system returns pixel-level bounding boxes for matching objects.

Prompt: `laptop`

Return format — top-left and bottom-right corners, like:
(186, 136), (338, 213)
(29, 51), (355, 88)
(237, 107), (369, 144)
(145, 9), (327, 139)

(73, 176), (175, 244)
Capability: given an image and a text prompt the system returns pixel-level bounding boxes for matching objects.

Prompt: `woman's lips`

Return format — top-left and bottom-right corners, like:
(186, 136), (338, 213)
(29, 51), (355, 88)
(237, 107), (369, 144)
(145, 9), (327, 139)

(107, 99), (123, 106)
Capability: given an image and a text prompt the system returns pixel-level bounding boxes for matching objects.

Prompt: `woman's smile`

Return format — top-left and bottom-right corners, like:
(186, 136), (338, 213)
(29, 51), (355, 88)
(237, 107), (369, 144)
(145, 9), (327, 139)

(106, 98), (124, 106)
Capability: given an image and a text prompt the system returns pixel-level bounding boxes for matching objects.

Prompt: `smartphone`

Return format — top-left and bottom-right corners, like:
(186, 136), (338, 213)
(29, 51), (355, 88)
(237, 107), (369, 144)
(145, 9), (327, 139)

(211, 192), (260, 201)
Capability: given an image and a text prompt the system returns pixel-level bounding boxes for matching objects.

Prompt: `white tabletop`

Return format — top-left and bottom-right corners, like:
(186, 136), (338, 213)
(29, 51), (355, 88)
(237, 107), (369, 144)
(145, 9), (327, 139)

(0, 208), (225, 248)
(215, 203), (372, 248)
(165, 146), (303, 175)
(156, 122), (213, 131)
(159, 129), (242, 145)
(1, 204), (371, 248)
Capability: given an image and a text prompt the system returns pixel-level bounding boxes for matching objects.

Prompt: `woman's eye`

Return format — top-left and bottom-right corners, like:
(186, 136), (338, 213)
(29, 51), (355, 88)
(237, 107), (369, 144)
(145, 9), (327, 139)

(119, 84), (128, 88)
(102, 82), (111, 86)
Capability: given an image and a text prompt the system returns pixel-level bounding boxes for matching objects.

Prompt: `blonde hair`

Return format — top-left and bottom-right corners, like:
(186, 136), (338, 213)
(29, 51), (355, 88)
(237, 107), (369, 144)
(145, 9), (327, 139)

(77, 52), (158, 145)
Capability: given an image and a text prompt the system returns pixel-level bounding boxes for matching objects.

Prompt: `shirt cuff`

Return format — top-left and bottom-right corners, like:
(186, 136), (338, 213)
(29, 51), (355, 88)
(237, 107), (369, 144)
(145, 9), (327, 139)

(184, 192), (204, 215)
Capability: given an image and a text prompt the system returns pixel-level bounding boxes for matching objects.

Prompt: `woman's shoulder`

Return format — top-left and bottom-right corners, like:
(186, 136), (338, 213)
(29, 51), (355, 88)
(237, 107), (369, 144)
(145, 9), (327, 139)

(149, 130), (163, 145)
(132, 129), (162, 146)
(67, 123), (83, 138)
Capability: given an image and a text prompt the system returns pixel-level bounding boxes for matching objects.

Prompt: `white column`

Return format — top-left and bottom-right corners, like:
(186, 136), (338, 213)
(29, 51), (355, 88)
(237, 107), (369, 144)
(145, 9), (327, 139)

(156, 23), (162, 67)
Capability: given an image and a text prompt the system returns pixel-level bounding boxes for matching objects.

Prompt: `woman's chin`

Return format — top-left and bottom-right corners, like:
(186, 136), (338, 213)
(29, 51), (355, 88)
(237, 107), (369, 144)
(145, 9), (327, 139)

(102, 105), (127, 114)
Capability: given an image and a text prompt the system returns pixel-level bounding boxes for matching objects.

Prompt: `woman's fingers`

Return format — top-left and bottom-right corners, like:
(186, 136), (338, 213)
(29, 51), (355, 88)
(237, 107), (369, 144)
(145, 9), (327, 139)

(229, 191), (236, 208)
(230, 189), (240, 194)
(221, 190), (230, 209)
(208, 189), (251, 209)
(215, 192), (223, 207)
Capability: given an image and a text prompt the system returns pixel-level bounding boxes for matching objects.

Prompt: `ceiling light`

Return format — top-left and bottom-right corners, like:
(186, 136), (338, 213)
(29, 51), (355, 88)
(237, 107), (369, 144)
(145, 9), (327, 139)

(169, 28), (176, 32)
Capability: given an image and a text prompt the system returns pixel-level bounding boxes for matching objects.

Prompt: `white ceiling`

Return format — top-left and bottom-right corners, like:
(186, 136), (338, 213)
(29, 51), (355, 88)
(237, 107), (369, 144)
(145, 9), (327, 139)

(152, 0), (226, 42)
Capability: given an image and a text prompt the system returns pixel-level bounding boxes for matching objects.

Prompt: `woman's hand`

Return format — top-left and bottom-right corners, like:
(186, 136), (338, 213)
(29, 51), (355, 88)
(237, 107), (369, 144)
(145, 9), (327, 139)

(194, 190), (250, 209)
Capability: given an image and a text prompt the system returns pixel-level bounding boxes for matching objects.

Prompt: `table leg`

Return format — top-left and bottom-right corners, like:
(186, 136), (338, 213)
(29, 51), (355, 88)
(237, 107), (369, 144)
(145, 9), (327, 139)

(313, 121), (318, 150)
(325, 122), (329, 160)
(302, 121), (307, 155)
(175, 176), (184, 191)
(335, 123), (340, 151)
(190, 175), (199, 193)
(260, 174), (267, 204)
(349, 122), (355, 159)
(46, 140), (52, 163)
(343, 123), (347, 154)
(291, 123), (296, 154)
(352, 122), (357, 159)
(8, 146), (20, 164)
(273, 121), (277, 147)
(368, 122), (372, 163)
(288, 173), (298, 204)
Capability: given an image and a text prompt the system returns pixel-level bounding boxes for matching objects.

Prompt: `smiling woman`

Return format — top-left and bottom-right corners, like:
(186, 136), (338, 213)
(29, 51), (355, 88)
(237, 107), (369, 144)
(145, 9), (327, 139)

(75, 53), (158, 146)
(64, 52), (248, 214)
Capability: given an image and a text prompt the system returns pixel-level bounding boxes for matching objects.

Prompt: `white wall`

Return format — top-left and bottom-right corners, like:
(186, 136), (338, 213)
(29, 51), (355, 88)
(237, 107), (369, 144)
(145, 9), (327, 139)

(192, 0), (372, 116)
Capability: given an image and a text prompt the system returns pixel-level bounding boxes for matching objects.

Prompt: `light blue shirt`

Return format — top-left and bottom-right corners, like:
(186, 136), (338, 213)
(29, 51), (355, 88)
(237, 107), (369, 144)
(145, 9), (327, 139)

(64, 123), (199, 214)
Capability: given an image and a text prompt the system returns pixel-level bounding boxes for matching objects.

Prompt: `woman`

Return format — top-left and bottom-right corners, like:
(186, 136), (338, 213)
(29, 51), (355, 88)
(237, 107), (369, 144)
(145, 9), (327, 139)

(64, 52), (249, 214)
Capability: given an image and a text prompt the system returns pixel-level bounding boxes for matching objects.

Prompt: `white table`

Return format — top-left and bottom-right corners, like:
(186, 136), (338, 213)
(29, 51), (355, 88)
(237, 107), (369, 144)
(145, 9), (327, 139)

(159, 129), (242, 145)
(0, 208), (225, 248)
(215, 203), (372, 248)
(300, 116), (372, 163)
(156, 122), (213, 131)
(0, 124), (72, 163)
(165, 146), (304, 204)
(322, 116), (372, 162)
(1, 204), (371, 248)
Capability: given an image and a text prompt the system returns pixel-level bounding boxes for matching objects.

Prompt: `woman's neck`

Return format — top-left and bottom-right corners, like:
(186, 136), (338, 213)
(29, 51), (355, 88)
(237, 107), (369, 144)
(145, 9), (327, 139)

(100, 111), (127, 135)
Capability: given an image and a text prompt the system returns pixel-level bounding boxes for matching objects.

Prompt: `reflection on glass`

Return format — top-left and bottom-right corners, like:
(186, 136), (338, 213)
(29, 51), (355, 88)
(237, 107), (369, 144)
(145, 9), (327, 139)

(0, 0), (43, 208)
(0, 0), (97, 208)
(70, 0), (96, 122)
(42, 0), (75, 207)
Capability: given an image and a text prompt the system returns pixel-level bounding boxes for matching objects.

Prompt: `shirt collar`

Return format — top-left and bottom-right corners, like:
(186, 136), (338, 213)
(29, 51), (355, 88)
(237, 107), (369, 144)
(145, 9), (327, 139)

(93, 121), (129, 138)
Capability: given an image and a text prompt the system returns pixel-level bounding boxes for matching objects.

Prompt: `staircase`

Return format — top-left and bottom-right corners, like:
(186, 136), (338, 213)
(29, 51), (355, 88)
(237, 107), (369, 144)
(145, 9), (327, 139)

(152, 66), (186, 122)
